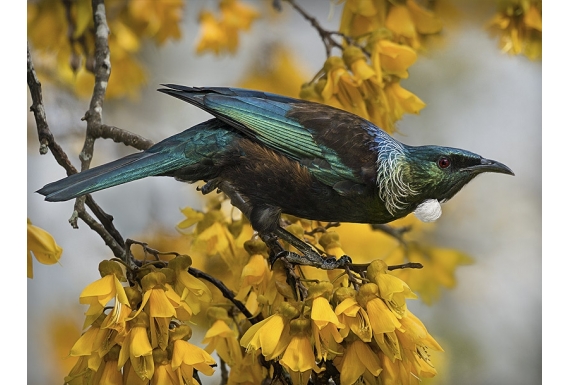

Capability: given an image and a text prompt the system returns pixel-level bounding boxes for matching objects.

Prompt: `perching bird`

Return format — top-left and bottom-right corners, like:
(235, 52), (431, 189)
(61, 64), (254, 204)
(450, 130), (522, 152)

(38, 85), (513, 266)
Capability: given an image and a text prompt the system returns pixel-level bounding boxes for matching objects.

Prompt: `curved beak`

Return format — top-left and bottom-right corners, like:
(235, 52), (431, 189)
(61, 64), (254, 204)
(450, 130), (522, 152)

(463, 158), (515, 176)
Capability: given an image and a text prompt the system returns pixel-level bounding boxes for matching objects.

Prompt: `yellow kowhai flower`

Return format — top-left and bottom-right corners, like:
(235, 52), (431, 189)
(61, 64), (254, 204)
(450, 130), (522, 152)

(334, 287), (372, 342)
(91, 345), (122, 385)
(192, 219), (242, 271)
(385, 1), (443, 50)
(227, 350), (267, 385)
(343, 45), (383, 101)
(280, 318), (323, 385)
(367, 33), (418, 79)
(100, 286), (140, 340)
(64, 355), (92, 385)
(487, 0), (542, 59)
(127, 0), (184, 45)
(177, 207), (205, 232)
(151, 348), (179, 385)
(300, 80), (325, 103)
(383, 243), (473, 304)
(320, 56), (370, 119)
(130, 271), (190, 350)
(70, 305), (132, 373)
(357, 282), (402, 361)
(236, 240), (272, 312)
(379, 352), (411, 385)
(240, 301), (300, 359)
(240, 247), (271, 289)
(202, 319), (243, 366)
(383, 80), (426, 127)
(195, 0), (259, 56)
(396, 311), (443, 379)
(69, 313), (106, 372)
(219, 0), (259, 31)
(195, 10), (230, 55)
(118, 312), (154, 381)
(123, 359), (151, 385)
(338, 0), (384, 38)
(27, 218), (62, 278)
(79, 260), (129, 329)
(171, 335), (216, 383)
(309, 282), (344, 361)
(168, 255), (213, 315)
(367, 260), (417, 317)
(406, 0), (444, 35)
(335, 339), (383, 385)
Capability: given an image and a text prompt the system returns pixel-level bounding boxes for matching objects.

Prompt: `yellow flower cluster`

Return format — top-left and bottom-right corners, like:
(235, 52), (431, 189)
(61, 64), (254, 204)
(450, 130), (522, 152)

(64, 201), (455, 384)
(65, 258), (215, 384)
(174, 206), (444, 384)
(27, 0), (184, 99)
(195, 0), (260, 55)
(487, 0), (542, 60)
(334, 216), (474, 305)
(301, 0), (443, 133)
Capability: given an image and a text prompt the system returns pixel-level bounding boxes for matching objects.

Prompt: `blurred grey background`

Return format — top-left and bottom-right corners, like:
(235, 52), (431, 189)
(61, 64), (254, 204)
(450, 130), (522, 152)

(27, 1), (541, 384)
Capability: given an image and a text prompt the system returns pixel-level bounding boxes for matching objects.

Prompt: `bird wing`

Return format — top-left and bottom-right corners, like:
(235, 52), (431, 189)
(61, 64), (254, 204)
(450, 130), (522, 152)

(159, 85), (378, 193)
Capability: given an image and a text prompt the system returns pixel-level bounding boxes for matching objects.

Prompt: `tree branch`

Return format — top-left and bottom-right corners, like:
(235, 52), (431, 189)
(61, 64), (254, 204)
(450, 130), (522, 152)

(188, 267), (262, 324)
(27, 43), (126, 259)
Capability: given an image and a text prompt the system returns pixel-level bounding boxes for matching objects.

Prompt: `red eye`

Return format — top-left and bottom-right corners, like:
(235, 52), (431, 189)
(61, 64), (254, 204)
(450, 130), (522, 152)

(438, 157), (451, 169)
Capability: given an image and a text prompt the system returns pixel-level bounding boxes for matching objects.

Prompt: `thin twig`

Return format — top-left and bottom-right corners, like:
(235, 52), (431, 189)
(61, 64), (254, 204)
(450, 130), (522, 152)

(77, 210), (125, 258)
(387, 262), (423, 271)
(125, 239), (181, 263)
(283, 0), (365, 56)
(371, 223), (412, 245)
(304, 222), (340, 236)
(219, 359), (228, 385)
(188, 267), (262, 324)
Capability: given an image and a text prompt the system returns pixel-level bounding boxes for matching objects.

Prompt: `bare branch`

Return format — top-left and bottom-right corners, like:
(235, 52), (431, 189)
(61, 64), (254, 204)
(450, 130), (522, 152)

(77, 210), (125, 259)
(387, 262), (423, 271)
(187, 267), (262, 324)
(78, 0), (112, 173)
(97, 124), (155, 150)
(28, 43), (126, 257)
(371, 223), (412, 245)
(27, 44), (78, 171)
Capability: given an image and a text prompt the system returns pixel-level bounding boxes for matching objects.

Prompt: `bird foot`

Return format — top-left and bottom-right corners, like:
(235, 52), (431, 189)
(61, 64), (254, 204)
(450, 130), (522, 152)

(273, 250), (351, 270)
(197, 179), (221, 195)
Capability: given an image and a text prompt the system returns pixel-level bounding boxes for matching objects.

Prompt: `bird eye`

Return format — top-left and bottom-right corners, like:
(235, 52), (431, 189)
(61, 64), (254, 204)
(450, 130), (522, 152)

(438, 157), (451, 169)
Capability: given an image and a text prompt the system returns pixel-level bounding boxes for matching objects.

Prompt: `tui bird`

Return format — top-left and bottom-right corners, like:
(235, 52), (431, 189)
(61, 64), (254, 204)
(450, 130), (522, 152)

(38, 85), (514, 267)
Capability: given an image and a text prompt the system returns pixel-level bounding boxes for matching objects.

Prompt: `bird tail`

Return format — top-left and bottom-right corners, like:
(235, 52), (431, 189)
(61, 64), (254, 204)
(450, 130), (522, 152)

(37, 150), (190, 202)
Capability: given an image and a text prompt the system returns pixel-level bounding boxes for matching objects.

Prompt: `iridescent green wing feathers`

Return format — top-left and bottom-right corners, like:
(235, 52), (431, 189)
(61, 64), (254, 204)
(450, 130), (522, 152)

(159, 85), (371, 190)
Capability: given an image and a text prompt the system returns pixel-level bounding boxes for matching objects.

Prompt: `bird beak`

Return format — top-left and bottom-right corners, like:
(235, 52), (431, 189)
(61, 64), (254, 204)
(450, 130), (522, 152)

(463, 158), (515, 176)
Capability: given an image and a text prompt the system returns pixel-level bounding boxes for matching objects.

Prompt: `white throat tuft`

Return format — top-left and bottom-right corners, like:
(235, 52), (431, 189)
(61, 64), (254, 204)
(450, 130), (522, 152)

(413, 199), (442, 222)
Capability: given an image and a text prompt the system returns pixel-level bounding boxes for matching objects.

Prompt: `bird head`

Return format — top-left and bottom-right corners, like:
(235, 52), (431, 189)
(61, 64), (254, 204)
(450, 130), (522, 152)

(403, 145), (514, 207)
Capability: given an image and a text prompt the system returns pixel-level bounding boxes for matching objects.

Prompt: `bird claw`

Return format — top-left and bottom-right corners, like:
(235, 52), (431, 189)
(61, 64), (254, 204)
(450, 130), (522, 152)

(273, 250), (352, 270)
(198, 179), (220, 195)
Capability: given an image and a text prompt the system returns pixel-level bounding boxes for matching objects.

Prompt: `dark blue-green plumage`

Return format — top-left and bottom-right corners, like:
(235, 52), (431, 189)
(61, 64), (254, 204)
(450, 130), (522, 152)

(37, 85), (513, 233)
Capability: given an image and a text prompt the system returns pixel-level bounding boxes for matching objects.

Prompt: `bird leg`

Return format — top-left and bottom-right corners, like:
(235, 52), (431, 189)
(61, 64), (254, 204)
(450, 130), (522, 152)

(215, 181), (351, 270)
